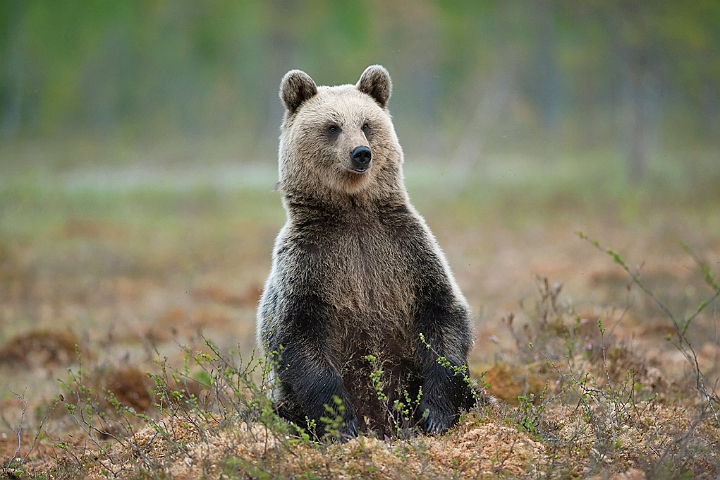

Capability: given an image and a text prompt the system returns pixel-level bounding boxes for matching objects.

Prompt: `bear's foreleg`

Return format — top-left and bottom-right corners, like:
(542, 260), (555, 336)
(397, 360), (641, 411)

(413, 283), (473, 434)
(267, 293), (358, 440)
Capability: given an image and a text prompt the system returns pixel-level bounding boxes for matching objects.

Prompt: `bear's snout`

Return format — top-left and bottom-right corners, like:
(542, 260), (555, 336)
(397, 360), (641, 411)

(350, 146), (372, 172)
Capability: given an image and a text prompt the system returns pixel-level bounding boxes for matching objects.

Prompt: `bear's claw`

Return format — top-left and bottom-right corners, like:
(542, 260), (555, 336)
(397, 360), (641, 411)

(418, 402), (454, 435)
(341, 417), (359, 441)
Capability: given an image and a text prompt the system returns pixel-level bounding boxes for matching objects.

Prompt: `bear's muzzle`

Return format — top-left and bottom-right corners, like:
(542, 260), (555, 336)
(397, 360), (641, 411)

(350, 146), (372, 172)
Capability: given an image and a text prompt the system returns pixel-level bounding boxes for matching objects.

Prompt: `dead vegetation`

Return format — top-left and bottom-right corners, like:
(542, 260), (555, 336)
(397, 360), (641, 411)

(1, 181), (720, 478)
(2, 241), (718, 479)
(0, 330), (90, 368)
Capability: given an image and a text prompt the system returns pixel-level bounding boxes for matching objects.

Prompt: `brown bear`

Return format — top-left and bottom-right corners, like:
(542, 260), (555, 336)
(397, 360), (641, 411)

(257, 65), (476, 439)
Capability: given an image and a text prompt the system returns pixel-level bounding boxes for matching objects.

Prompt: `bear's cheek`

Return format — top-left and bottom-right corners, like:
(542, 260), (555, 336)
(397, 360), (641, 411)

(311, 139), (352, 172)
(303, 144), (353, 189)
(289, 134), (331, 165)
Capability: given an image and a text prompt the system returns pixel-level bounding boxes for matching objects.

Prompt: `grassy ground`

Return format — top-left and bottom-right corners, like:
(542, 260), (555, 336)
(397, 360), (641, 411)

(1, 144), (719, 478)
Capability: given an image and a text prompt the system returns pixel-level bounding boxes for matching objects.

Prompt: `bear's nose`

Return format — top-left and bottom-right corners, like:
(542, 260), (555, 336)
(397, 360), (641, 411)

(350, 146), (372, 171)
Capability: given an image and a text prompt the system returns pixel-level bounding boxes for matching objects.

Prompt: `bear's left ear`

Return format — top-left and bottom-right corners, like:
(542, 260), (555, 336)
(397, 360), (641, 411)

(280, 69), (318, 114)
(357, 65), (392, 108)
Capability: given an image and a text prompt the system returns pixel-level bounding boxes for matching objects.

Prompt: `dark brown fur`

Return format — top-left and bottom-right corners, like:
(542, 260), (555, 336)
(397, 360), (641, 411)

(257, 65), (475, 439)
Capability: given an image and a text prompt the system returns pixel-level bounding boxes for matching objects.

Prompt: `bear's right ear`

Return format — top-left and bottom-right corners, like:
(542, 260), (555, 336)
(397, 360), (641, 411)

(280, 70), (318, 114)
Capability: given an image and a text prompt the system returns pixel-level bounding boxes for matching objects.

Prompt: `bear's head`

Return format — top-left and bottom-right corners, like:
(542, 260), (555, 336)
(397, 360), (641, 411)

(277, 65), (404, 200)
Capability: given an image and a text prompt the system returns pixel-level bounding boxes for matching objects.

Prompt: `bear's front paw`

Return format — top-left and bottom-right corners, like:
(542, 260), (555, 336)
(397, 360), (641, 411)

(339, 416), (358, 441)
(418, 400), (455, 435)
(322, 414), (358, 442)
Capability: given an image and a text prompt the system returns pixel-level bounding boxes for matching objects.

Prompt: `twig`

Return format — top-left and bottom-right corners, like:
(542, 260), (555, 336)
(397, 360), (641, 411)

(578, 232), (720, 427)
(6, 388), (28, 468)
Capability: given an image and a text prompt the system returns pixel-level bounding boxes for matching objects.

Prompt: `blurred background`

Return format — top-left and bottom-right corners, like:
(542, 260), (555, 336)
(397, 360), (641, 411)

(1, 0), (720, 433)
(1, 0), (719, 188)
(1, 0), (720, 338)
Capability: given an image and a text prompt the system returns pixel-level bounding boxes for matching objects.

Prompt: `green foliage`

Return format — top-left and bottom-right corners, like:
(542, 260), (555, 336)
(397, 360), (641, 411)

(500, 234), (720, 477)
(1, 0), (719, 158)
(418, 333), (485, 407)
(2, 204), (720, 477)
(515, 386), (547, 437)
(364, 353), (424, 437)
(3, 248), (720, 478)
(319, 395), (348, 440)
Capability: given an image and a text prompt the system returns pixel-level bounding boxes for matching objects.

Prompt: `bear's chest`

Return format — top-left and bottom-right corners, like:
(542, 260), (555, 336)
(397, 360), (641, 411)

(313, 218), (417, 360)
(322, 220), (414, 312)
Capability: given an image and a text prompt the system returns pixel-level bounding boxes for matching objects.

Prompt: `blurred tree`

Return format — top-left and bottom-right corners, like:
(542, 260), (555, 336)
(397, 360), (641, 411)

(0, 0), (26, 139)
(0, 0), (718, 175)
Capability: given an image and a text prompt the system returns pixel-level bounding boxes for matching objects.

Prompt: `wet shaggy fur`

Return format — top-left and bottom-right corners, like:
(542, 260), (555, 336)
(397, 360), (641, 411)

(257, 65), (475, 439)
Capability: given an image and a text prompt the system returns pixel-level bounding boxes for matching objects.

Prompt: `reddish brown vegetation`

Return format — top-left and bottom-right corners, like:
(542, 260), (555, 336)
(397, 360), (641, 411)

(0, 188), (719, 478)
(0, 330), (89, 368)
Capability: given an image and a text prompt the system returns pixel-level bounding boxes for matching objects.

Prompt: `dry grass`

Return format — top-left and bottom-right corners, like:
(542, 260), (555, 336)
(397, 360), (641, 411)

(1, 162), (720, 478)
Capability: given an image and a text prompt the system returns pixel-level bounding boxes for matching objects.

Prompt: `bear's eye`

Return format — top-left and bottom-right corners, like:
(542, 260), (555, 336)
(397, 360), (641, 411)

(362, 123), (370, 134)
(327, 124), (341, 136)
